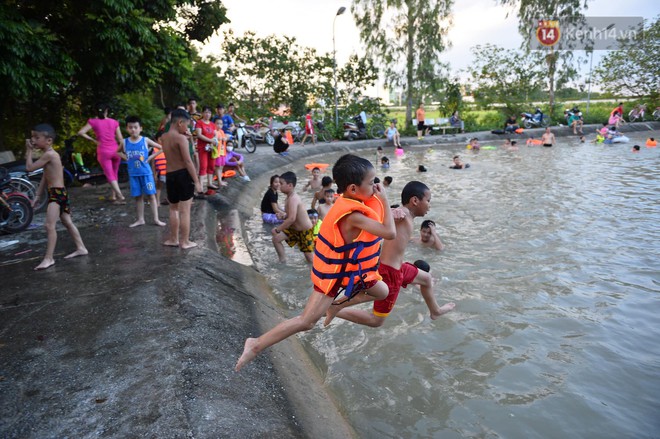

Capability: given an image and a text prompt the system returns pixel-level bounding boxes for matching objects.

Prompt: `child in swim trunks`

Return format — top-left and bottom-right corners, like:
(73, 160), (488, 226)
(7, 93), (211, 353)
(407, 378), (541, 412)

(271, 171), (315, 263)
(325, 181), (455, 326)
(25, 124), (88, 270)
(235, 154), (396, 371)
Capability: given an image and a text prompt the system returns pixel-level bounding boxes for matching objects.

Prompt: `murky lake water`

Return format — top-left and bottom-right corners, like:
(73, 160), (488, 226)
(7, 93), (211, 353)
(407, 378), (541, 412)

(229, 133), (660, 438)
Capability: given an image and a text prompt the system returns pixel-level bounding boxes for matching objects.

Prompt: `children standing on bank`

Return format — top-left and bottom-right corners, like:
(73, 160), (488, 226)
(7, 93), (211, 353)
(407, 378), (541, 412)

(25, 124), (88, 270)
(119, 116), (166, 228)
(161, 109), (203, 249)
(236, 154), (395, 371)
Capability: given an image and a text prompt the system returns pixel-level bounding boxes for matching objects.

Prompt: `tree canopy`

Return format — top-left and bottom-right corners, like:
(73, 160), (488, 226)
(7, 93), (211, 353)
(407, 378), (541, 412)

(352, 0), (453, 126)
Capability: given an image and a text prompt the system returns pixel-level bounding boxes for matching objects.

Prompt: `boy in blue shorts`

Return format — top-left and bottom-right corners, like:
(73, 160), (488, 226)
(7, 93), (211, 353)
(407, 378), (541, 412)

(120, 116), (166, 228)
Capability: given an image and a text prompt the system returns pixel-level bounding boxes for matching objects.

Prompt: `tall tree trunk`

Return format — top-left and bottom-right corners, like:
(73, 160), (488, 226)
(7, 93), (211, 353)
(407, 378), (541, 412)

(405, 1), (415, 127)
(546, 49), (557, 110)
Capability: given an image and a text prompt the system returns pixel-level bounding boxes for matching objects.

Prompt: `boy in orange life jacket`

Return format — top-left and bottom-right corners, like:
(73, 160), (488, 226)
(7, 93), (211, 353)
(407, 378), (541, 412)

(324, 181), (455, 326)
(235, 154), (396, 371)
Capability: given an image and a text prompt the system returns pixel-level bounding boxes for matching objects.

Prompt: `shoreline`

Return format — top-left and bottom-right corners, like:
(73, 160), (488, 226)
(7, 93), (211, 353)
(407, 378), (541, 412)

(1, 121), (657, 437)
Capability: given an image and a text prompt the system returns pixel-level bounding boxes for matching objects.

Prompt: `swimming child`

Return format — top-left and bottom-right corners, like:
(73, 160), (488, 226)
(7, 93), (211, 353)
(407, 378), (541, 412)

(646, 137), (657, 148)
(418, 165), (427, 172)
(383, 176), (393, 188)
(632, 145), (641, 152)
(25, 124), (88, 270)
(466, 138), (480, 151)
(449, 155), (469, 169)
(316, 188), (335, 220)
(311, 176), (334, 210)
(120, 116), (167, 228)
(235, 154), (395, 371)
(307, 208), (321, 238)
(303, 167), (323, 192)
(416, 219), (444, 250)
(381, 156), (390, 169)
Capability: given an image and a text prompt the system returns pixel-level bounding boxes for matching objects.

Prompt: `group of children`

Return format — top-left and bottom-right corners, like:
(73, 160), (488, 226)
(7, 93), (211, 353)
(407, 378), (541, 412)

(241, 153), (455, 371)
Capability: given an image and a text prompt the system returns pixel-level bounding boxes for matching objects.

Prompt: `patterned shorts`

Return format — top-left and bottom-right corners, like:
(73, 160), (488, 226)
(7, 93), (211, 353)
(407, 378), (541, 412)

(283, 226), (315, 253)
(48, 187), (71, 214)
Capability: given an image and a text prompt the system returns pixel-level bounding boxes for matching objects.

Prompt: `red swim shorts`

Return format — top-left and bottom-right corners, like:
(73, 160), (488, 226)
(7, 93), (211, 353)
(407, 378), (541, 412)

(373, 262), (419, 317)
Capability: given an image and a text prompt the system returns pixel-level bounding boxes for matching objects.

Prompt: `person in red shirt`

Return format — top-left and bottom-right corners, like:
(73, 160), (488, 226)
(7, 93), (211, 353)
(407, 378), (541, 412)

(300, 108), (316, 146)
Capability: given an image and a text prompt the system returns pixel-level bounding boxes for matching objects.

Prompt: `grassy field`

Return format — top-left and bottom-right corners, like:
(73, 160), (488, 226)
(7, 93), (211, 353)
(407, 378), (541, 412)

(381, 100), (650, 135)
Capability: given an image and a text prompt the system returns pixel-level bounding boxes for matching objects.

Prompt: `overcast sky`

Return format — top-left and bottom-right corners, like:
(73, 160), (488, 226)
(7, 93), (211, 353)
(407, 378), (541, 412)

(199, 0), (659, 92)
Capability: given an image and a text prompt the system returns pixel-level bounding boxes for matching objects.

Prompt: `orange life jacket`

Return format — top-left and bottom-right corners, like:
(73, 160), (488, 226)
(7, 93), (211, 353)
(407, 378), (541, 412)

(153, 146), (167, 175)
(311, 195), (384, 298)
(285, 130), (294, 145)
(646, 138), (657, 147)
(213, 129), (227, 158)
(526, 138), (543, 146)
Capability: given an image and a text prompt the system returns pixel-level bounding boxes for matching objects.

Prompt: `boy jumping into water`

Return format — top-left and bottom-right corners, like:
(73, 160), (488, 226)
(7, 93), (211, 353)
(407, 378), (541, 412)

(236, 154), (396, 371)
(325, 181), (454, 326)
(25, 124), (88, 270)
(161, 109), (202, 249)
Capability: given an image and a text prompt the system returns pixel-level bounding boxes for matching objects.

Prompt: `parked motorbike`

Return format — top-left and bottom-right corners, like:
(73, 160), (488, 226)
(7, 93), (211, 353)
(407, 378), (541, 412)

(0, 167), (34, 233)
(233, 123), (257, 153)
(653, 107), (660, 121)
(62, 136), (125, 186)
(520, 108), (551, 129)
(3, 159), (46, 212)
(343, 112), (386, 141)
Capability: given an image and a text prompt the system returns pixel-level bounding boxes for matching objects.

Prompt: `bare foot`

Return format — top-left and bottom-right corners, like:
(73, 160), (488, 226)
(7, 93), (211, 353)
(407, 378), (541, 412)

(154, 219), (166, 227)
(34, 258), (55, 271)
(113, 199), (127, 205)
(235, 338), (259, 372)
(218, 181), (228, 187)
(129, 220), (145, 228)
(180, 241), (198, 249)
(163, 240), (179, 247)
(430, 302), (456, 320)
(64, 248), (88, 259)
(324, 304), (342, 327)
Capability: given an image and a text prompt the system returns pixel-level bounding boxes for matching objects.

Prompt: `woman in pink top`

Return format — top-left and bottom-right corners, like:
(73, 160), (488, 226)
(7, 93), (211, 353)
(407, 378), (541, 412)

(77, 105), (126, 203)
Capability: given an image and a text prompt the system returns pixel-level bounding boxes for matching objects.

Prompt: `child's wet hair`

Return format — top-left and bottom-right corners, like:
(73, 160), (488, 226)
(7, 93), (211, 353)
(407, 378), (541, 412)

(413, 259), (431, 273)
(402, 181), (429, 204)
(279, 171), (297, 187)
(32, 123), (56, 140)
(324, 189), (335, 195)
(421, 219), (436, 229)
(384, 176), (393, 185)
(418, 165), (427, 172)
(333, 154), (374, 193)
(307, 209), (318, 217)
(374, 177), (381, 184)
(321, 176), (333, 186)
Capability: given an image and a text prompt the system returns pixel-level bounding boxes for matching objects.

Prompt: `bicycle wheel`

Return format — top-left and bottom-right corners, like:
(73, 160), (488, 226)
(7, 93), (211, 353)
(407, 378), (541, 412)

(370, 124), (385, 139)
(318, 129), (332, 143)
(244, 137), (257, 153)
(1, 194), (33, 233)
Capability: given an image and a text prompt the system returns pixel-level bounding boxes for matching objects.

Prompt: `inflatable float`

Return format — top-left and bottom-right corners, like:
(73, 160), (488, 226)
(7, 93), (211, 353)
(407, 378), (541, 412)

(304, 163), (330, 171)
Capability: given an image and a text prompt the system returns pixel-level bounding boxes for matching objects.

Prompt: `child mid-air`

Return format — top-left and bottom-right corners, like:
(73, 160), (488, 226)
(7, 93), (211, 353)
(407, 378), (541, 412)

(120, 116), (166, 228)
(235, 154), (396, 371)
(25, 124), (88, 270)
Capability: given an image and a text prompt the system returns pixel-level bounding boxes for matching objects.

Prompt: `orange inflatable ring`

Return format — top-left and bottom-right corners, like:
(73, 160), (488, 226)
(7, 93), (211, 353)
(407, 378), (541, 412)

(305, 163), (330, 171)
(515, 128), (524, 134)
(526, 139), (543, 146)
(222, 170), (237, 178)
(646, 139), (657, 147)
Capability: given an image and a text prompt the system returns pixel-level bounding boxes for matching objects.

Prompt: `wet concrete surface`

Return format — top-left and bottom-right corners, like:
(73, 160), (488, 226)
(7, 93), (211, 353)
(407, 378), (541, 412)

(2, 122), (658, 438)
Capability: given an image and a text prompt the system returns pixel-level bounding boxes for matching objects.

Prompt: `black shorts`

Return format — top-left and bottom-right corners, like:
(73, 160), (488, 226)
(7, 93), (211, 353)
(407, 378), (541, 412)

(417, 121), (426, 131)
(166, 169), (194, 204)
(543, 143), (553, 147)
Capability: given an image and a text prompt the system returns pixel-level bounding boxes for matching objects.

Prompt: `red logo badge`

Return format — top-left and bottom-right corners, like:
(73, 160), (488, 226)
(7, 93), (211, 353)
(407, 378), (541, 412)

(536, 20), (561, 47)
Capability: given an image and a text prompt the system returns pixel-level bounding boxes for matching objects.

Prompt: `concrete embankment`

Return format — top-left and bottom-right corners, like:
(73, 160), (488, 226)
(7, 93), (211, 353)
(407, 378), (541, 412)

(1, 120), (658, 438)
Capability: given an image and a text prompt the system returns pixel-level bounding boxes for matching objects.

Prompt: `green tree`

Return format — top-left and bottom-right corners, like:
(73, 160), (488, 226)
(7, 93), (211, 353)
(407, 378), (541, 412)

(466, 44), (546, 114)
(497, 0), (584, 109)
(594, 16), (660, 100)
(0, 0), (228, 151)
(352, 0), (453, 127)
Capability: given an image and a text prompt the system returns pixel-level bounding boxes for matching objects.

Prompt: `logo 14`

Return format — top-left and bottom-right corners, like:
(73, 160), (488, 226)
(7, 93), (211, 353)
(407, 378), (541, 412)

(537, 20), (561, 46)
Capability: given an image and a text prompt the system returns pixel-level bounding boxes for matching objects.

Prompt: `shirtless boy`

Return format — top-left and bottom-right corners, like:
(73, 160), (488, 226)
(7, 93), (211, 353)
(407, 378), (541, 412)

(161, 109), (202, 249)
(325, 181), (454, 325)
(25, 124), (88, 270)
(303, 167), (323, 192)
(311, 176), (333, 210)
(416, 219), (444, 251)
(272, 171), (315, 263)
(541, 127), (556, 147)
(236, 154), (395, 371)
(316, 188), (335, 220)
